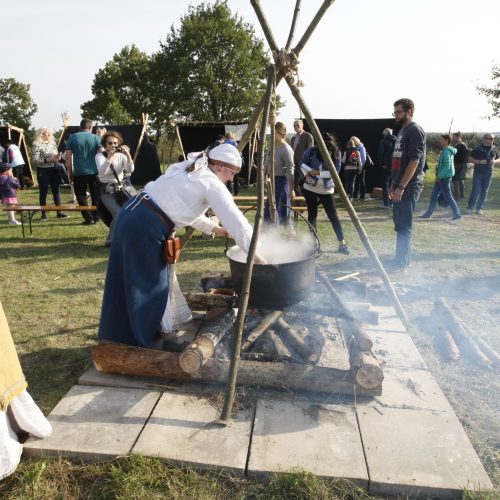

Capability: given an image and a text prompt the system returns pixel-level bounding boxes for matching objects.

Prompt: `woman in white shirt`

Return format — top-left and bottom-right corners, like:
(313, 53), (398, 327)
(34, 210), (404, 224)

(95, 131), (134, 247)
(98, 143), (264, 348)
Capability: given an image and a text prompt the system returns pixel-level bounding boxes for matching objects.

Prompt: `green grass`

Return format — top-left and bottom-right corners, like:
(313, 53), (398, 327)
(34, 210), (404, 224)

(0, 169), (499, 497)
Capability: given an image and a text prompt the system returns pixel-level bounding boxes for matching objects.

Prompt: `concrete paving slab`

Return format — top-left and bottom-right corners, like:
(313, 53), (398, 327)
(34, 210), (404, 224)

(24, 385), (160, 460)
(248, 399), (368, 486)
(370, 367), (454, 412)
(133, 392), (253, 473)
(358, 406), (493, 496)
(370, 331), (428, 370)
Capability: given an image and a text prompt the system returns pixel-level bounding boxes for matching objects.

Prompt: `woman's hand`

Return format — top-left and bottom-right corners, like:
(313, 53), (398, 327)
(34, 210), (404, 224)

(212, 225), (228, 237)
(253, 253), (268, 265)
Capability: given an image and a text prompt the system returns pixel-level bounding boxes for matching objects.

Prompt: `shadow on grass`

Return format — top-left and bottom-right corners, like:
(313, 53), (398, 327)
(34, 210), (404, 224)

(15, 323), (99, 347)
(19, 346), (92, 413)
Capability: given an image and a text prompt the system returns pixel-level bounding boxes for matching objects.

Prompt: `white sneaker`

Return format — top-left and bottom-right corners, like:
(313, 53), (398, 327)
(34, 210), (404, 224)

(466, 208), (473, 215)
(8, 220), (22, 226)
(476, 209), (483, 215)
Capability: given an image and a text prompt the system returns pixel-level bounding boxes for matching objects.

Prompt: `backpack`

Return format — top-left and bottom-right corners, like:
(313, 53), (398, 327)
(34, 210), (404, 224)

(346, 150), (359, 168)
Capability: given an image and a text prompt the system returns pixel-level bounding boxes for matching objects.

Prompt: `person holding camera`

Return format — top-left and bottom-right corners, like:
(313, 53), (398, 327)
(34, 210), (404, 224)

(95, 130), (134, 247)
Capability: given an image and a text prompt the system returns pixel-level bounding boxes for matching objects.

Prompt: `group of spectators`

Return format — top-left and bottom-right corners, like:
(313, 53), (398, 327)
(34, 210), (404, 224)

(0, 119), (135, 247)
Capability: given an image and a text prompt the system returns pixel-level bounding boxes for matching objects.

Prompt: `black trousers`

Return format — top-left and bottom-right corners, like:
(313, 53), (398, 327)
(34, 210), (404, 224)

(303, 188), (344, 242)
(73, 174), (99, 221)
(37, 167), (61, 216)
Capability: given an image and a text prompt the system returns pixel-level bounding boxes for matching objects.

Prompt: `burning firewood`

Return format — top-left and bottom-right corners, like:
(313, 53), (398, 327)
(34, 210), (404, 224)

(275, 317), (319, 363)
(241, 310), (282, 352)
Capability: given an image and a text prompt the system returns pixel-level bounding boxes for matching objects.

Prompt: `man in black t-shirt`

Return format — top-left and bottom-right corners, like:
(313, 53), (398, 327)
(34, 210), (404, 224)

(388, 98), (426, 272)
(466, 133), (499, 215)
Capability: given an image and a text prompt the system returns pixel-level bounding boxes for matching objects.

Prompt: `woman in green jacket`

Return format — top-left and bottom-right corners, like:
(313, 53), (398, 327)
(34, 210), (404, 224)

(419, 134), (462, 220)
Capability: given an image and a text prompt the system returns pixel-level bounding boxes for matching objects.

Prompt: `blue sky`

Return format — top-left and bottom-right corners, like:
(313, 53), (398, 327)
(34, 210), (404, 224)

(3, 0), (499, 133)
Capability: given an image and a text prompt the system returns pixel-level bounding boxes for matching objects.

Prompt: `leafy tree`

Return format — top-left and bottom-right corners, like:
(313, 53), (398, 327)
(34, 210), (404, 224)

(81, 45), (151, 124)
(477, 63), (500, 118)
(0, 78), (38, 133)
(151, 0), (270, 122)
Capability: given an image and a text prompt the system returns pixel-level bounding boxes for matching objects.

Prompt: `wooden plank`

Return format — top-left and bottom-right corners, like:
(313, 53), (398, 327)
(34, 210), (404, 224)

(3, 205), (97, 212)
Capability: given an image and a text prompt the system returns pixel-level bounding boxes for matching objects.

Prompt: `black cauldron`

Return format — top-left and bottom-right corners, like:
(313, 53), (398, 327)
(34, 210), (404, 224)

(226, 236), (321, 309)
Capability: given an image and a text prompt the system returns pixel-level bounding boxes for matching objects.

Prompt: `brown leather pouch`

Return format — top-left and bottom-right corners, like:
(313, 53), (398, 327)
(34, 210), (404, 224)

(164, 236), (181, 264)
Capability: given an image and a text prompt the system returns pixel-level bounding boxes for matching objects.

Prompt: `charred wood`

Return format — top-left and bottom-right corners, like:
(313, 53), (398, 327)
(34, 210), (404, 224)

(275, 317), (319, 363)
(241, 310), (282, 352)
(184, 291), (236, 310)
(316, 270), (373, 350)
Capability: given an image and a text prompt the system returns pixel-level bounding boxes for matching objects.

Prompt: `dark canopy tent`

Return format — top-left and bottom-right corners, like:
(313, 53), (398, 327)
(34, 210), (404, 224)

(304, 118), (395, 193)
(0, 124), (34, 184)
(175, 121), (258, 185)
(59, 123), (161, 185)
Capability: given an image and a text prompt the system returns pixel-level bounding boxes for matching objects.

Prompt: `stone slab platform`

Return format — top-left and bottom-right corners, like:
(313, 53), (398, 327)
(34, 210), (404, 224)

(25, 304), (493, 496)
(133, 392), (253, 473)
(24, 385), (160, 460)
(247, 399), (368, 486)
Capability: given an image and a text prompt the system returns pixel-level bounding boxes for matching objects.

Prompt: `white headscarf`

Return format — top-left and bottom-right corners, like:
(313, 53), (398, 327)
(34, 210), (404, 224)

(163, 143), (241, 181)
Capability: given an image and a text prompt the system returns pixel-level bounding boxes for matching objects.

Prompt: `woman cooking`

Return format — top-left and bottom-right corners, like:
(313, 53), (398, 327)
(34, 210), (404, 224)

(98, 143), (265, 348)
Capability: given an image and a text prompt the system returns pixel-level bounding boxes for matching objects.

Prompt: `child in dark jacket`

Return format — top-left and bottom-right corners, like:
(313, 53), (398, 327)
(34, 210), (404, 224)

(0, 163), (21, 225)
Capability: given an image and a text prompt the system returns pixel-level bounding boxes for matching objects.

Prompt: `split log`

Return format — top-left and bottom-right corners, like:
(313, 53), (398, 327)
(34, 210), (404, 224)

(91, 342), (380, 396)
(353, 351), (384, 390)
(179, 309), (236, 374)
(434, 298), (492, 367)
(434, 326), (460, 361)
(275, 317), (319, 363)
(475, 337), (500, 369)
(183, 291), (236, 310)
(316, 270), (373, 350)
(241, 310), (282, 352)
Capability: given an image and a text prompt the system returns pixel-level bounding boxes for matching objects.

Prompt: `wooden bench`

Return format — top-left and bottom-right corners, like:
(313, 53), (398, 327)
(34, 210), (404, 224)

(233, 195), (307, 223)
(3, 205), (97, 238)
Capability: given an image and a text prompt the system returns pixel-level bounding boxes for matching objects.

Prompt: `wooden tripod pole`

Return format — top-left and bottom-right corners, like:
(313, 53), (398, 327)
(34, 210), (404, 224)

(284, 76), (409, 327)
(237, 0), (335, 153)
(250, 0), (408, 327)
(220, 64), (276, 421)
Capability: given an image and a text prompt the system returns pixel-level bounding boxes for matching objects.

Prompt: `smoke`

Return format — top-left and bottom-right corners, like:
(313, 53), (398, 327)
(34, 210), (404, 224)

(227, 227), (318, 264)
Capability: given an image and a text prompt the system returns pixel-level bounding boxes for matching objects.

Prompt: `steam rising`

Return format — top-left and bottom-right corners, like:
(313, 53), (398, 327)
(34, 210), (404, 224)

(227, 229), (318, 265)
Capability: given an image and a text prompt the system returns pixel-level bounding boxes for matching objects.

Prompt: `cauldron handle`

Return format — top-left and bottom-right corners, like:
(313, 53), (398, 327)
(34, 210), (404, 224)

(275, 201), (322, 257)
(225, 202), (321, 258)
